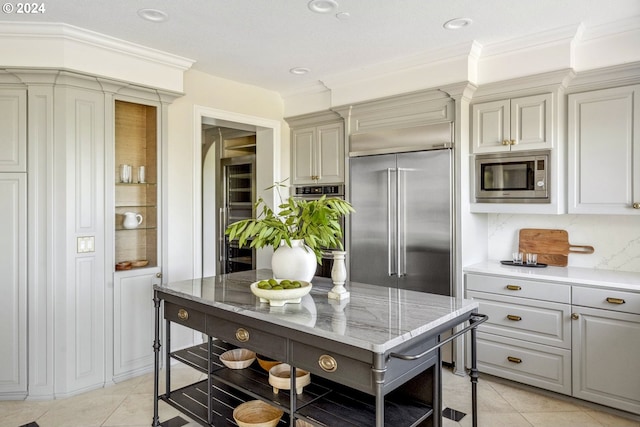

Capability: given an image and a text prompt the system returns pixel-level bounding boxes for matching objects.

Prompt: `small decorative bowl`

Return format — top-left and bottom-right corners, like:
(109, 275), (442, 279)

(269, 363), (311, 395)
(256, 354), (282, 372)
(233, 400), (283, 427)
(250, 280), (312, 307)
(115, 261), (132, 271)
(131, 259), (149, 268)
(219, 348), (256, 370)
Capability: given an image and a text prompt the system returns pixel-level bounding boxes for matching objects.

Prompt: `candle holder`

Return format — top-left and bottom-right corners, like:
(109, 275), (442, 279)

(328, 250), (350, 300)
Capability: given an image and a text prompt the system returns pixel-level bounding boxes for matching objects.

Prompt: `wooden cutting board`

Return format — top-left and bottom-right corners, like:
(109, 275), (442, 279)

(518, 229), (594, 267)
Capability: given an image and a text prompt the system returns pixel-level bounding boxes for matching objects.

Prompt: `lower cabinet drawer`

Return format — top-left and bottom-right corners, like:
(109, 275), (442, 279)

(468, 291), (571, 349)
(206, 316), (287, 362)
(573, 286), (640, 315)
(290, 341), (374, 394)
(477, 332), (571, 396)
(165, 302), (206, 333)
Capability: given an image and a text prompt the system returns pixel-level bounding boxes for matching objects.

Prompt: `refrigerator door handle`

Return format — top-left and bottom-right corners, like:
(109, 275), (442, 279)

(397, 167), (404, 278)
(387, 168), (396, 277)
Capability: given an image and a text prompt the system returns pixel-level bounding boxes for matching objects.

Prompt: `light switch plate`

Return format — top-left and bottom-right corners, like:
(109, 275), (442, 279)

(77, 236), (95, 253)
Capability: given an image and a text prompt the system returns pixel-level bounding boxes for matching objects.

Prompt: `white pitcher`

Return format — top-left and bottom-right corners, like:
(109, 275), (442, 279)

(122, 212), (143, 229)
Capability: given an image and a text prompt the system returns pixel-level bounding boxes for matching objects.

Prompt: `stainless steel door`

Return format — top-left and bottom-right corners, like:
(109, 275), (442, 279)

(349, 154), (398, 287)
(397, 150), (452, 295)
(349, 149), (452, 295)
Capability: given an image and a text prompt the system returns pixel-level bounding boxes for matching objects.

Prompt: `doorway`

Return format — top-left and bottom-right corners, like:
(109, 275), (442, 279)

(194, 106), (281, 279)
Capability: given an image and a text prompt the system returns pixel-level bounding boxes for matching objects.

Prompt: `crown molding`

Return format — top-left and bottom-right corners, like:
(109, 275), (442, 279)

(0, 21), (194, 70)
(567, 61), (640, 93)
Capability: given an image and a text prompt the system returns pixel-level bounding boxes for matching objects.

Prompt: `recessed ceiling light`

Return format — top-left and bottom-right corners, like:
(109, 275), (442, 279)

(290, 67), (310, 75)
(137, 8), (169, 23)
(335, 12), (351, 21)
(308, 0), (339, 14)
(443, 17), (472, 30)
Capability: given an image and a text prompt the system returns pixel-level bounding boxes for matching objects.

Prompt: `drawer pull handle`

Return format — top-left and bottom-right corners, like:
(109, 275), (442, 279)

(606, 297), (625, 305)
(177, 309), (189, 321)
(507, 314), (522, 321)
(235, 328), (250, 342)
(318, 354), (337, 373)
(507, 356), (522, 364)
(506, 285), (521, 291)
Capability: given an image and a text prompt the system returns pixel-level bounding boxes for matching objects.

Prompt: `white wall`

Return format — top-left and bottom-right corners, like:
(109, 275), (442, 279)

(487, 214), (640, 272)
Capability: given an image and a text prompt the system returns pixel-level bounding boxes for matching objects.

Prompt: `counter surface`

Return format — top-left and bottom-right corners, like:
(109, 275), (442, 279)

(465, 261), (640, 291)
(154, 269), (478, 354)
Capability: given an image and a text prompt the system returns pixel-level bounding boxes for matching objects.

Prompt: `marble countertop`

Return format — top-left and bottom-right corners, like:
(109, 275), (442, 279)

(154, 269), (478, 354)
(465, 261), (640, 292)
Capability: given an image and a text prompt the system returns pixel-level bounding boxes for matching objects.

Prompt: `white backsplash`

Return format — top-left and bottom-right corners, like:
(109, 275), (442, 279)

(487, 214), (640, 273)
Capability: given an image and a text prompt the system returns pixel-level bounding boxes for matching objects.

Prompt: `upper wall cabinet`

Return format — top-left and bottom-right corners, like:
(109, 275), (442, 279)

(287, 111), (345, 185)
(471, 93), (553, 154)
(568, 85), (640, 215)
(0, 89), (27, 172)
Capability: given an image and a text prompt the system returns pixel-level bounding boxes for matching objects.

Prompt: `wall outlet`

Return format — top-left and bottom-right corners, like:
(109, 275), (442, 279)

(77, 236), (95, 253)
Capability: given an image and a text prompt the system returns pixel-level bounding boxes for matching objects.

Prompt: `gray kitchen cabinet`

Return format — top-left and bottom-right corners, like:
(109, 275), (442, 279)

(0, 89), (27, 172)
(0, 173), (27, 396)
(471, 93), (553, 153)
(572, 286), (640, 414)
(287, 111), (344, 185)
(466, 271), (640, 415)
(568, 85), (640, 214)
(113, 267), (161, 379)
(466, 274), (572, 395)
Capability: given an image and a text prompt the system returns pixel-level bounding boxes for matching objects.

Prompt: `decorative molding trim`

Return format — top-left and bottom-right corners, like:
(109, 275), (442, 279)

(567, 61), (640, 93)
(579, 15), (640, 41)
(284, 110), (341, 128)
(480, 24), (580, 58)
(0, 22), (194, 70)
(472, 68), (576, 100)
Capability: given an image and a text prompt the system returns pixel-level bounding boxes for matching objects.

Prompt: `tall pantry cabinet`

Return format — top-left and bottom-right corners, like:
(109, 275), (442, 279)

(0, 69), (180, 399)
(0, 87), (27, 396)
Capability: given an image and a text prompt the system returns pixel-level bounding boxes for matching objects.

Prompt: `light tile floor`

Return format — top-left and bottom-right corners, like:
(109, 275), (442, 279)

(1, 365), (638, 427)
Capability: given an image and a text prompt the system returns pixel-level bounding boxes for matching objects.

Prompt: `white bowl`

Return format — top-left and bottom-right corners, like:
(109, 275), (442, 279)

(250, 280), (312, 307)
(219, 348), (256, 369)
(268, 363), (311, 395)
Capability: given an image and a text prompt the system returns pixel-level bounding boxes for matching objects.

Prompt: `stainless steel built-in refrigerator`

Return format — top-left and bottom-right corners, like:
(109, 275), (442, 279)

(349, 146), (453, 296)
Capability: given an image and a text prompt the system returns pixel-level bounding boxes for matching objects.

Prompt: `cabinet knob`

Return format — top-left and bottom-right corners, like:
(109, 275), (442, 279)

(507, 356), (522, 364)
(177, 308), (189, 321)
(571, 313), (579, 320)
(502, 140), (510, 145)
(633, 202), (640, 209)
(318, 354), (338, 372)
(510, 139), (517, 145)
(156, 272), (163, 278)
(235, 328), (250, 342)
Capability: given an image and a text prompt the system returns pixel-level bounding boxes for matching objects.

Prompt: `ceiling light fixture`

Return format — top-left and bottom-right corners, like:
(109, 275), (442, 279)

(335, 11), (351, 21)
(137, 8), (169, 23)
(443, 17), (472, 30)
(308, 0), (339, 14)
(289, 67), (310, 75)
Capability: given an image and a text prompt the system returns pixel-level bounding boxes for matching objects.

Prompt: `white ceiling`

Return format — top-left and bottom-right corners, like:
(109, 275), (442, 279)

(3, 0), (639, 94)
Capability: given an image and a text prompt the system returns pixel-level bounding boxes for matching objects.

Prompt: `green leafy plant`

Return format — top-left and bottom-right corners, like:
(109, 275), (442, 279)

(225, 181), (354, 263)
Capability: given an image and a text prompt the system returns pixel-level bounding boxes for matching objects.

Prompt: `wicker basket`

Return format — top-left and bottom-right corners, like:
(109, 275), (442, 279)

(233, 400), (283, 427)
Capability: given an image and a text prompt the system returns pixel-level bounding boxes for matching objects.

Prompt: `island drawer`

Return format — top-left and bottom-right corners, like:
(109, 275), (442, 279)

(290, 341), (374, 394)
(572, 286), (640, 314)
(468, 291), (571, 348)
(466, 274), (570, 303)
(477, 332), (571, 395)
(165, 302), (206, 333)
(206, 316), (287, 361)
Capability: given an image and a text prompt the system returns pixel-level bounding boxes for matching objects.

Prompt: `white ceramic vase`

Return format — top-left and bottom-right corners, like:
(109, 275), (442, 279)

(271, 239), (316, 282)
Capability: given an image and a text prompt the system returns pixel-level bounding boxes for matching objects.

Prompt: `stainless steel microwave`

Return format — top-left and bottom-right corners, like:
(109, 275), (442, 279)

(475, 150), (550, 203)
